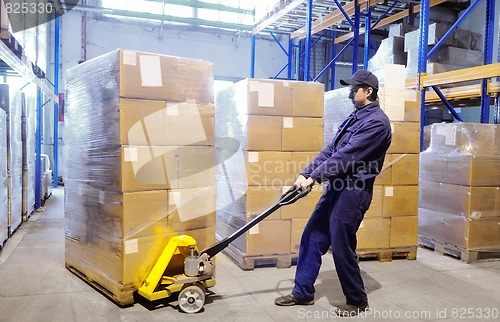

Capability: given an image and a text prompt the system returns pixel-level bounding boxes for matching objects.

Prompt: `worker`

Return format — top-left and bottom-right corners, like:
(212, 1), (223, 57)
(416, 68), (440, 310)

(274, 70), (391, 317)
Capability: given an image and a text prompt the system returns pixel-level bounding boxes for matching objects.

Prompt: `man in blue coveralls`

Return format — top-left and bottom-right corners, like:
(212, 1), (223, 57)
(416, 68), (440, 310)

(275, 70), (392, 317)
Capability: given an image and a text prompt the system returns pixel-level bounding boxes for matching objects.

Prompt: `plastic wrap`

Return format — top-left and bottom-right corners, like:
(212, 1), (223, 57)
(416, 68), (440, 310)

(215, 79), (323, 259)
(0, 108), (8, 244)
(368, 36), (407, 84)
(64, 49), (216, 304)
(324, 87), (352, 146)
(24, 94), (36, 215)
(419, 208), (500, 250)
(7, 89), (23, 234)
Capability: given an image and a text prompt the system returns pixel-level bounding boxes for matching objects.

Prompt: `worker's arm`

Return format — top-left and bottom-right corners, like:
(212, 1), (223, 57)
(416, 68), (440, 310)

(299, 142), (334, 179)
(309, 119), (390, 182)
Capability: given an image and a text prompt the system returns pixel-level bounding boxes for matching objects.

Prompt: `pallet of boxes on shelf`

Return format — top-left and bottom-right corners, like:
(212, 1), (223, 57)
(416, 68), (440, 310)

(0, 84), (23, 237)
(328, 64), (420, 262)
(216, 79), (324, 270)
(419, 122), (500, 262)
(22, 93), (36, 219)
(64, 49), (216, 305)
(0, 108), (8, 246)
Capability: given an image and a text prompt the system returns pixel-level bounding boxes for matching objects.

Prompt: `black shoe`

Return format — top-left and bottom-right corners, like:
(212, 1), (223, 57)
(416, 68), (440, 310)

(336, 302), (369, 317)
(274, 294), (315, 306)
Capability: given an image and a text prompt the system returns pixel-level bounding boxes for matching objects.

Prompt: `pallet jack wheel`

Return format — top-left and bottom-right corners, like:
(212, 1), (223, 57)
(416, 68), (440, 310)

(178, 283), (206, 314)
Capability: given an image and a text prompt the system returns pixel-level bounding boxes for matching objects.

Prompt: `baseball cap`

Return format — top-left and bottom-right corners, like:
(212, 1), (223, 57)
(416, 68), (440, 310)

(340, 70), (379, 90)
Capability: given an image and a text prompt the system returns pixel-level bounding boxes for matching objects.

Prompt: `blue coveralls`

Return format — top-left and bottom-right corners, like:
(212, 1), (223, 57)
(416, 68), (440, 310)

(292, 101), (392, 306)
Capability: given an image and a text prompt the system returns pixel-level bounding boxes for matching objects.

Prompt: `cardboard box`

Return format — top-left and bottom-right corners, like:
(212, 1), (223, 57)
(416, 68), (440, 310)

(387, 122), (420, 154)
(167, 187), (216, 232)
(245, 186), (282, 221)
(357, 218), (391, 249)
(178, 146), (215, 188)
(445, 155), (500, 186)
(419, 181), (500, 218)
(121, 145), (179, 191)
(247, 115), (282, 151)
(120, 145), (215, 191)
(364, 186), (384, 217)
(246, 151), (292, 186)
(419, 151), (447, 183)
(119, 99), (214, 146)
(291, 219), (308, 253)
(383, 186), (419, 217)
(246, 220), (291, 256)
(118, 50), (214, 104)
(430, 123), (500, 155)
(390, 216), (418, 247)
(244, 79), (293, 116)
(375, 155), (392, 185)
(281, 185), (323, 219)
(290, 82), (324, 117)
(289, 152), (318, 178)
(390, 153), (419, 185)
(282, 117), (324, 151)
(380, 89), (420, 122)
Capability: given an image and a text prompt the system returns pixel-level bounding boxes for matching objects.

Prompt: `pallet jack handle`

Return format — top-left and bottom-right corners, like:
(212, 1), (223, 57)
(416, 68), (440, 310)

(198, 186), (311, 259)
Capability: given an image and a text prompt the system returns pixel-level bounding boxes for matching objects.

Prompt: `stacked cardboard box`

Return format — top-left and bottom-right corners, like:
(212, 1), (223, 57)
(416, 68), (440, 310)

(216, 79), (324, 261)
(360, 64), (420, 251)
(419, 123), (500, 252)
(0, 108), (8, 245)
(64, 49), (215, 305)
(404, 22), (483, 79)
(368, 36), (407, 84)
(22, 93), (36, 218)
(0, 85), (23, 236)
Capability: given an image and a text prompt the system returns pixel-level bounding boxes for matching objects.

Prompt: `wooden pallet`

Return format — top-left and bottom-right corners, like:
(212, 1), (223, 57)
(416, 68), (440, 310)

(223, 243), (297, 270)
(65, 263), (135, 306)
(418, 235), (500, 263)
(356, 246), (417, 262)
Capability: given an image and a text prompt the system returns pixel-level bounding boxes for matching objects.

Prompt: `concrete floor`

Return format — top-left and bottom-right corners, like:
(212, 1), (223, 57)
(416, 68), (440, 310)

(1, 188), (500, 322)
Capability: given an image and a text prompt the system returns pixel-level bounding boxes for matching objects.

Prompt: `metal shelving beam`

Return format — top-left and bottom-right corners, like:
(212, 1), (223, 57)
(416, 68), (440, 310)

(422, 82), (500, 102)
(421, 63), (500, 87)
(334, 0), (446, 44)
(253, 0), (305, 35)
(291, 0), (379, 40)
(0, 42), (58, 103)
(481, 0), (495, 123)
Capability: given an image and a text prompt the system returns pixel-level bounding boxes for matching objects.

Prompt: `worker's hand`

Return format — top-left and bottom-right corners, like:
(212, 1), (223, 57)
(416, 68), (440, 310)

(301, 177), (315, 189)
(294, 175), (314, 189)
(294, 175), (307, 188)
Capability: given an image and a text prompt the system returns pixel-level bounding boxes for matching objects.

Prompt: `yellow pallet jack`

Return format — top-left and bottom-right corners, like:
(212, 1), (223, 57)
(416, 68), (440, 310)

(137, 186), (310, 313)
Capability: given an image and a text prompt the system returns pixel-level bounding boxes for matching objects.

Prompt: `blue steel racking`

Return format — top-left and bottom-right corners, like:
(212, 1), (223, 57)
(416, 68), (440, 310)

(251, 0), (500, 151)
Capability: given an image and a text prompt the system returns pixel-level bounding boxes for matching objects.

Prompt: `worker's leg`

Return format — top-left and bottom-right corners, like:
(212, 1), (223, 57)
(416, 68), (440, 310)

(291, 189), (338, 301)
(330, 188), (372, 306)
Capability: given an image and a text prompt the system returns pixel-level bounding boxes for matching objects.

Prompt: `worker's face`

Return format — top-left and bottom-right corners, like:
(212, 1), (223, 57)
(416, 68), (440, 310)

(349, 85), (373, 108)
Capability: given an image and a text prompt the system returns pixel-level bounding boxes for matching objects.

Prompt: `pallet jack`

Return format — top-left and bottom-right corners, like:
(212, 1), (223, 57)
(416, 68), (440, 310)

(137, 186), (310, 313)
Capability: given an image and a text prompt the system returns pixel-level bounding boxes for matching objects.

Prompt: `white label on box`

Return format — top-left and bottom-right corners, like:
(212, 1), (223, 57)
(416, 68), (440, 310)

(384, 64), (406, 89)
(249, 80), (259, 92)
(139, 55), (162, 87)
(248, 152), (259, 163)
(283, 81), (290, 87)
(249, 224), (259, 235)
(123, 50), (137, 66)
(99, 191), (104, 204)
(125, 239), (139, 254)
(169, 191), (181, 206)
(166, 103), (179, 116)
(284, 117), (294, 128)
(390, 123), (395, 133)
(359, 220), (364, 229)
(258, 82), (274, 107)
(283, 186), (293, 194)
(385, 187), (394, 197)
(444, 125), (457, 146)
(124, 147), (138, 162)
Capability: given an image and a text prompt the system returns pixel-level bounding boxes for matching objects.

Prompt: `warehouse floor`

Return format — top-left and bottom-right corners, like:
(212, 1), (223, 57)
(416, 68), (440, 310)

(0, 188), (499, 322)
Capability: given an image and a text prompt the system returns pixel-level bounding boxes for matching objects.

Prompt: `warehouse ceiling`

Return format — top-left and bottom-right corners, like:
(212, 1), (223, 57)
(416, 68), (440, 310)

(77, 0), (467, 37)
